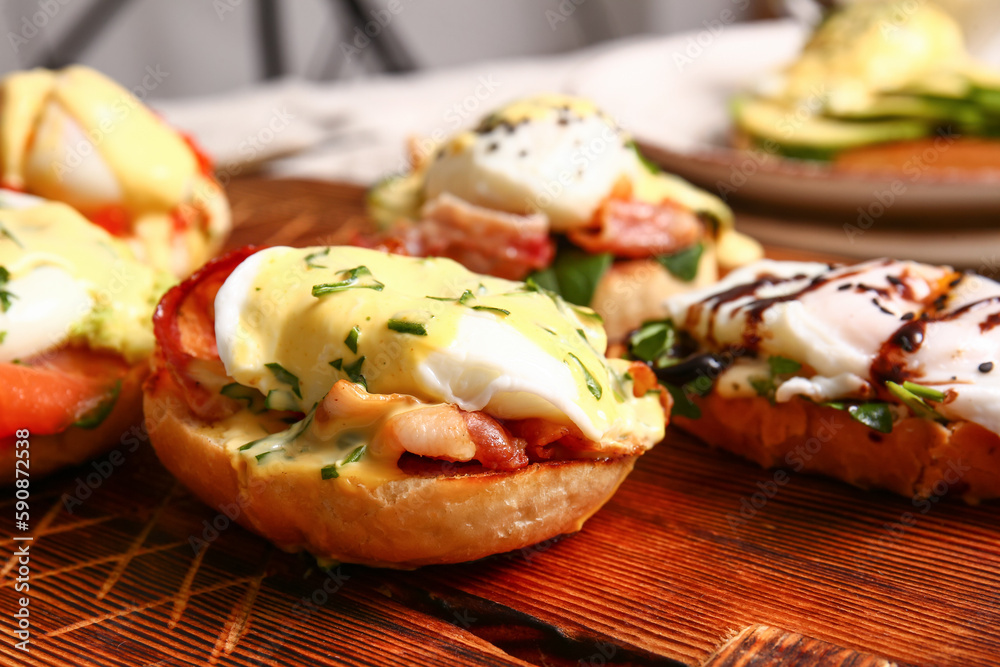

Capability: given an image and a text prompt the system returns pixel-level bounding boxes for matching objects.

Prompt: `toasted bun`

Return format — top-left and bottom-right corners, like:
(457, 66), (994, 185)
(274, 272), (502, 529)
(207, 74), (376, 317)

(0, 361), (148, 485)
(591, 245), (718, 342)
(676, 393), (1000, 502)
(143, 367), (637, 568)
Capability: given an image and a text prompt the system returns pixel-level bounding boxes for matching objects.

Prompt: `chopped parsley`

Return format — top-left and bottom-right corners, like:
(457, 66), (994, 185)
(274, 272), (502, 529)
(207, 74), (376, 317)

(825, 400), (894, 434)
(388, 319), (427, 336)
(304, 247), (330, 269)
(0, 221), (22, 247)
(527, 248), (612, 307)
(567, 353), (602, 400)
(0, 331), (5, 344)
(345, 326), (360, 354)
(750, 356), (802, 403)
(321, 444), (368, 480)
(344, 356), (367, 390)
(329, 358), (343, 370)
(265, 362), (302, 399)
(0, 267), (16, 313)
(886, 380), (946, 422)
(73, 381), (122, 429)
(471, 305), (509, 316)
(312, 265), (384, 296)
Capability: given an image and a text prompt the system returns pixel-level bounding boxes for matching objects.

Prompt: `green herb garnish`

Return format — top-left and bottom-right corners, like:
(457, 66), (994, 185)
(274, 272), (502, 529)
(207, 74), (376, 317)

(0, 331), (6, 344)
(329, 358), (343, 370)
(886, 381), (946, 422)
(320, 444), (367, 481)
(750, 355), (802, 403)
(344, 356), (367, 390)
(388, 319), (427, 336)
(528, 249), (612, 307)
(627, 139), (661, 174)
(312, 265), (384, 296)
(567, 353), (602, 400)
(900, 381), (945, 402)
(220, 383), (263, 410)
(73, 381), (122, 429)
(266, 362), (302, 399)
(628, 319), (677, 368)
(825, 400), (894, 434)
(656, 243), (704, 283)
(0, 222), (22, 247)
(665, 384), (701, 419)
(345, 326), (360, 354)
(471, 305), (510, 316)
(304, 247), (330, 269)
(0, 267), (15, 313)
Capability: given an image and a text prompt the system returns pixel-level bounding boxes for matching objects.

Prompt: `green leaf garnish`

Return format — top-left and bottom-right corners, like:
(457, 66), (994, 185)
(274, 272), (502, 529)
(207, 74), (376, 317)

(528, 249), (612, 307)
(471, 305), (509, 316)
(656, 243), (704, 283)
(388, 319), (427, 336)
(768, 356), (802, 376)
(665, 384), (701, 419)
(848, 403), (893, 433)
(567, 353), (602, 400)
(312, 265), (384, 296)
(0, 267), (16, 313)
(73, 380), (122, 429)
(886, 381), (946, 422)
(304, 247), (330, 269)
(320, 444), (368, 481)
(239, 408), (316, 461)
(329, 358), (343, 370)
(0, 222), (22, 247)
(629, 320), (677, 367)
(266, 362), (302, 399)
(901, 381), (945, 402)
(345, 326), (360, 354)
(344, 356), (367, 390)
(627, 140), (661, 174)
(220, 383), (265, 411)
(0, 331), (5, 344)
(825, 400), (894, 434)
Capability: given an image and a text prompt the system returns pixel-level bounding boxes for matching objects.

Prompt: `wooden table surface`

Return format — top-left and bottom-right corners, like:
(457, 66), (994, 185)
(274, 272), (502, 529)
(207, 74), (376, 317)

(2, 179), (998, 667)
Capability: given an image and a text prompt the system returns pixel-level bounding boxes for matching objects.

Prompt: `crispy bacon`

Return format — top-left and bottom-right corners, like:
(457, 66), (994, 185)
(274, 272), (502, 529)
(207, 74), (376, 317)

(568, 198), (703, 258)
(460, 410), (529, 471)
(361, 194), (554, 280)
(153, 246), (259, 419)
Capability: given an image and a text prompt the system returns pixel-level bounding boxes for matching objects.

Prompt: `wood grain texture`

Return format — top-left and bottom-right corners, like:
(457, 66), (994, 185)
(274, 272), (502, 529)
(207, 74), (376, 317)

(702, 625), (908, 667)
(1, 178), (997, 666)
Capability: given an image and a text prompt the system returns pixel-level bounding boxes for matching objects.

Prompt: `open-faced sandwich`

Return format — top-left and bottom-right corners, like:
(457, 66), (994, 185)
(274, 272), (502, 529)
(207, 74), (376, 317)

(144, 245), (669, 567)
(733, 0), (1000, 169)
(0, 65), (231, 276)
(628, 257), (1000, 502)
(366, 94), (763, 342)
(0, 192), (171, 482)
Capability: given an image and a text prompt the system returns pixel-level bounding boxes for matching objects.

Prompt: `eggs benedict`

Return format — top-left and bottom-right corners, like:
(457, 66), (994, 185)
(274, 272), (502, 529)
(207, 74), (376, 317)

(366, 94), (763, 342)
(631, 257), (1000, 502)
(0, 66), (231, 276)
(144, 245), (668, 567)
(733, 1), (1000, 165)
(0, 192), (171, 482)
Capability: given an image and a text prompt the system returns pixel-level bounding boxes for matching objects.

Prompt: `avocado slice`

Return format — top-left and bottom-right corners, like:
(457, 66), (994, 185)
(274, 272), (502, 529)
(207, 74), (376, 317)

(734, 97), (933, 158)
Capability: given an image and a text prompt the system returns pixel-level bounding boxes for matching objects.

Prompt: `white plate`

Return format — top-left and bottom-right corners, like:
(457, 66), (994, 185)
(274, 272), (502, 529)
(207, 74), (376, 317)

(569, 21), (1000, 221)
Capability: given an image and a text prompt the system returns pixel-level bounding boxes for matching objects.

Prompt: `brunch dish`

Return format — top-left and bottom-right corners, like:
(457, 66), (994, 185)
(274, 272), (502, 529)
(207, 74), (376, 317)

(0, 192), (170, 482)
(0, 66), (231, 276)
(732, 1), (1000, 166)
(630, 257), (1000, 501)
(365, 94), (763, 341)
(3, 177), (998, 667)
(571, 16), (1000, 221)
(144, 244), (668, 567)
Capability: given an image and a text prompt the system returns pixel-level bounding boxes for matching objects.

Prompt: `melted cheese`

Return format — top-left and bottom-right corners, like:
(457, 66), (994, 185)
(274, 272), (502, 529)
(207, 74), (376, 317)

(0, 66), (199, 216)
(0, 200), (170, 362)
(215, 246), (666, 479)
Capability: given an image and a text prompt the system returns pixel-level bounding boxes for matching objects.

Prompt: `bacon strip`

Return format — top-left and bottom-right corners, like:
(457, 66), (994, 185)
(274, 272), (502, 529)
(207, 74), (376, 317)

(568, 198), (703, 258)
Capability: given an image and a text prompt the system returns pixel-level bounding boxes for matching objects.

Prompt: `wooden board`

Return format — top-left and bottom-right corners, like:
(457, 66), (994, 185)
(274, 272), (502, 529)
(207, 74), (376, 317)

(2, 178), (998, 667)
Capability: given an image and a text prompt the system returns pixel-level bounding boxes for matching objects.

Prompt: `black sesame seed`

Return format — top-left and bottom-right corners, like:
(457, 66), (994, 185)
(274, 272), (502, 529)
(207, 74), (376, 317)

(980, 362), (994, 373)
(872, 298), (894, 315)
(837, 283), (852, 291)
(949, 276), (963, 288)
(901, 312), (915, 321)
(886, 275), (903, 287)
(486, 142), (499, 152)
